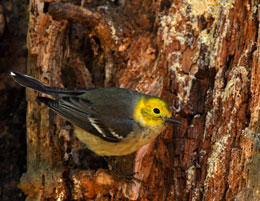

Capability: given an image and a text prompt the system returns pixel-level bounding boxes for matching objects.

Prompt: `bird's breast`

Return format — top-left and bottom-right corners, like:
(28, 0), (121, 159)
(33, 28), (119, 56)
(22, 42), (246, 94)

(74, 125), (165, 156)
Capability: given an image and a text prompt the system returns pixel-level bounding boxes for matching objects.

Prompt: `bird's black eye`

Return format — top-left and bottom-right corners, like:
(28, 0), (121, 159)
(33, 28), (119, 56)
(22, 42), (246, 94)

(153, 108), (160, 114)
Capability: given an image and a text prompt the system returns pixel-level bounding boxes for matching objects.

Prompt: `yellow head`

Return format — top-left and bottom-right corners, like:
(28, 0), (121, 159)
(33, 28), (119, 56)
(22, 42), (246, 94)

(134, 96), (179, 128)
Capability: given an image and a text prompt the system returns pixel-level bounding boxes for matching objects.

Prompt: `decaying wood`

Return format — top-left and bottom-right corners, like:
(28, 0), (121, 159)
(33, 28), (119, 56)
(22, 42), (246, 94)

(19, 0), (259, 200)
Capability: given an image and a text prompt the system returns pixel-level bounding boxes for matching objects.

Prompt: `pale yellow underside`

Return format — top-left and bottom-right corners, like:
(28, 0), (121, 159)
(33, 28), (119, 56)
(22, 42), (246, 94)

(74, 125), (165, 156)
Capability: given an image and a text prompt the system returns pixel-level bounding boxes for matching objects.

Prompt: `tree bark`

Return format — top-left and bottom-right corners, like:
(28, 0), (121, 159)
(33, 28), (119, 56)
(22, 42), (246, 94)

(18, 0), (259, 200)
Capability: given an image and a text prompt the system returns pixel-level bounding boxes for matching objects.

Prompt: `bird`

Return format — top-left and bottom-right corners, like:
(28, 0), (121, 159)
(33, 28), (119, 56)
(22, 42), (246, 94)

(10, 72), (180, 156)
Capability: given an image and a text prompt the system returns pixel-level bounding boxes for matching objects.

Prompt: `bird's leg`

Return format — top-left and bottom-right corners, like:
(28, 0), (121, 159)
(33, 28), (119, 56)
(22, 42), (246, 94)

(103, 153), (142, 183)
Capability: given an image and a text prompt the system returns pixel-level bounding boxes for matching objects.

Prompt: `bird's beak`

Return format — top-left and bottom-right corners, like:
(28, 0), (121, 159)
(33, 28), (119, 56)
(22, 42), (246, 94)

(165, 117), (181, 124)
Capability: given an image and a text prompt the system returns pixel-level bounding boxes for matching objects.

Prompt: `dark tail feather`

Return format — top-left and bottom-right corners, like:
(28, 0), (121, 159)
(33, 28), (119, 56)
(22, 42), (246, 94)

(37, 97), (69, 118)
(10, 72), (87, 97)
(37, 97), (55, 107)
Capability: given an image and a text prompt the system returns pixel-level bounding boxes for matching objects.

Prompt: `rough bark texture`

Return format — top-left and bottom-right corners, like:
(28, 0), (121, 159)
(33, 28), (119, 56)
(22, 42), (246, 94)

(2, 0), (259, 201)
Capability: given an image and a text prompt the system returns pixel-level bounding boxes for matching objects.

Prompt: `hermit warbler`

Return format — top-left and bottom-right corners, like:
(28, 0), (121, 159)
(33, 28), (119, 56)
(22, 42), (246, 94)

(10, 72), (180, 156)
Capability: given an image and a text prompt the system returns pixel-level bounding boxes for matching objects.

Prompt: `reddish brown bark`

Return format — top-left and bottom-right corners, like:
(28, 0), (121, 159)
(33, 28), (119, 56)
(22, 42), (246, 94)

(15, 0), (260, 201)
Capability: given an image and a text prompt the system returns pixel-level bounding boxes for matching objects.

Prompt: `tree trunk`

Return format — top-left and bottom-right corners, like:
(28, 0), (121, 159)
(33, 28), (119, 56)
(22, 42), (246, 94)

(18, 0), (259, 200)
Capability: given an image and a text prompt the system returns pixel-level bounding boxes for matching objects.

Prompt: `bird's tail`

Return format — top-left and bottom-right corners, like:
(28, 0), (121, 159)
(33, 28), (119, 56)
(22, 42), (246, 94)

(10, 72), (87, 97)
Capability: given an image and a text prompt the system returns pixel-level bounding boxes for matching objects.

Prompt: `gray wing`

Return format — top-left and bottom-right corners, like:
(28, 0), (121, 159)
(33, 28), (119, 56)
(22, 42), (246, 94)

(38, 88), (141, 142)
